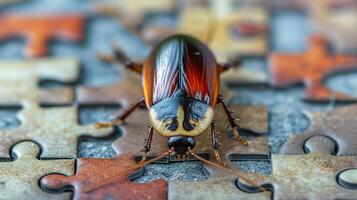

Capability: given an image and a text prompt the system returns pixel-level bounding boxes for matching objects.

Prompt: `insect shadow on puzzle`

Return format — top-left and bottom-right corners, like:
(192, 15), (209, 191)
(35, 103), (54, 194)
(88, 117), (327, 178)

(95, 34), (266, 191)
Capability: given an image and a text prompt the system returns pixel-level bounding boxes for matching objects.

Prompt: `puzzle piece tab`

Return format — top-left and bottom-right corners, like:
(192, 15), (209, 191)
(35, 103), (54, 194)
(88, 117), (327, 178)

(281, 103), (357, 155)
(269, 35), (357, 101)
(41, 154), (168, 200)
(238, 136), (357, 199)
(0, 58), (79, 106)
(0, 141), (74, 200)
(0, 13), (85, 57)
(0, 105), (113, 158)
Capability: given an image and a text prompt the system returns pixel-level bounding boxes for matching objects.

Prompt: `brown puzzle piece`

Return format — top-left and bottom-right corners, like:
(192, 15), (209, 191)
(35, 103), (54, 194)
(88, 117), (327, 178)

(112, 103), (269, 163)
(41, 154), (168, 200)
(0, 58), (79, 106)
(0, 13), (85, 57)
(269, 35), (357, 101)
(281, 103), (357, 155)
(238, 136), (357, 200)
(0, 104), (113, 158)
(0, 141), (74, 200)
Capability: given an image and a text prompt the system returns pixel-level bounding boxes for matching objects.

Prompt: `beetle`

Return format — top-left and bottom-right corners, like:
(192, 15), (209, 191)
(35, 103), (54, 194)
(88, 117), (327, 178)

(96, 34), (247, 163)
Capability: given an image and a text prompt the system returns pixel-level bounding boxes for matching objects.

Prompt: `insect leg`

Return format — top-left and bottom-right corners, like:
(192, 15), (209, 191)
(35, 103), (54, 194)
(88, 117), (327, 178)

(95, 97), (145, 128)
(217, 57), (241, 73)
(140, 126), (154, 162)
(217, 95), (248, 145)
(97, 46), (143, 74)
(211, 120), (226, 166)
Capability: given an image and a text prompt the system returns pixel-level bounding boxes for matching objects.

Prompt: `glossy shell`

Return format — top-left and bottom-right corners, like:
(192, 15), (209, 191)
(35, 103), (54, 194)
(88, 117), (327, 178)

(143, 35), (219, 108)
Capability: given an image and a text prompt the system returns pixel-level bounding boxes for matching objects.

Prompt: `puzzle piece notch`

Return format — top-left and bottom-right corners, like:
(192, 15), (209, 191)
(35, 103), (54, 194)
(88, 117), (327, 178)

(0, 14), (85, 57)
(0, 104), (113, 158)
(41, 154), (168, 200)
(338, 169), (357, 190)
(0, 58), (79, 106)
(112, 103), (269, 163)
(281, 103), (357, 155)
(238, 136), (357, 199)
(269, 35), (357, 101)
(0, 141), (74, 200)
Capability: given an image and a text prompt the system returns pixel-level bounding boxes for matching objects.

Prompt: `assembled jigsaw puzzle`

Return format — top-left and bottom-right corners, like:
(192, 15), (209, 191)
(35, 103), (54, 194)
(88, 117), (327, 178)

(0, 0), (357, 200)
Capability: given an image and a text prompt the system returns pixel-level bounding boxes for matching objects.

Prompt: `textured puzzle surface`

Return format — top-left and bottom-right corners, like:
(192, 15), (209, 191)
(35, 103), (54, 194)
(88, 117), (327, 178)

(0, 0), (357, 199)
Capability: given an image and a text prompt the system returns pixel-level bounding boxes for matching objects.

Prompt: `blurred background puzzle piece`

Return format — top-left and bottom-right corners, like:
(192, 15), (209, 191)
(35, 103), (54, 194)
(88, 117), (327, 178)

(0, 141), (74, 200)
(0, 13), (85, 57)
(41, 154), (168, 200)
(238, 136), (357, 199)
(0, 58), (79, 106)
(269, 35), (357, 101)
(281, 103), (357, 155)
(0, 105), (113, 158)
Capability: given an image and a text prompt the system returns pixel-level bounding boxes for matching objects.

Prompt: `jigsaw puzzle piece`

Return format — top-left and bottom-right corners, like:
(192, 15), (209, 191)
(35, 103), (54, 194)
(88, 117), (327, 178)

(338, 169), (357, 189)
(0, 58), (79, 106)
(238, 136), (357, 199)
(0, 104), (113, 158)
(0, 13), (85, 57)
(41, 154), (168, 200)
(77, 67), (142, 106)
(281, 103), (357, 155)
(0, 141), (74, 200)
(269, 35), (357, 101)
(169, 176), (270, 200)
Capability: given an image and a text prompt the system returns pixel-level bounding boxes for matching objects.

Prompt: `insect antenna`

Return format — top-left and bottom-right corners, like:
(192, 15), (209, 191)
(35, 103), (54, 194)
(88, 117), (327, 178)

(189, 150), (268, 193)
(84, 148), (174, 193)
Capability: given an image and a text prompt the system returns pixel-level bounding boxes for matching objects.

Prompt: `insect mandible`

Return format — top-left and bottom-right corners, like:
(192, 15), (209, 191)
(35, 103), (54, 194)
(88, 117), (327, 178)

(96, 34), (247, 164)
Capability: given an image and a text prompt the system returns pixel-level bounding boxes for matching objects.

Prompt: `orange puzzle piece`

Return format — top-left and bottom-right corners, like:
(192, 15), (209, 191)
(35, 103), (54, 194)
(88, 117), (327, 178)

(269, 35), (357, 101)
(0, 14), (85, 57)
